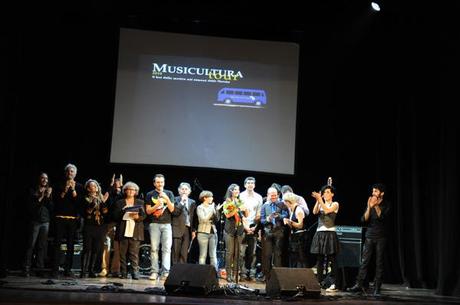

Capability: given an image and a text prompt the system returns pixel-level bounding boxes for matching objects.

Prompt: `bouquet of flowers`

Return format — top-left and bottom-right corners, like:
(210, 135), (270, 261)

(223, 198), (244, 225)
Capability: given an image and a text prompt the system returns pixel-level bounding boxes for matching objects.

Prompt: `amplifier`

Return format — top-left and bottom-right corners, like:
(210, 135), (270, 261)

(336, 226), (362, 267)
(60, 242), (83, 254)
(59, 242), (83, 270)
(336, 225), (362, 240)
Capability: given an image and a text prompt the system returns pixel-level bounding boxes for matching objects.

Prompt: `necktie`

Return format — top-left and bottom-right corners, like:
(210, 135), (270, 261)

(182, 200), (190, 227)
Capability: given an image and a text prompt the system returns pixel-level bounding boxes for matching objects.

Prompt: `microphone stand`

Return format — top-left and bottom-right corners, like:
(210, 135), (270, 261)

(229, 214), (255, 293)
(228, 232), (255, 294)
(233, 208), (245, 285)
(234, 230), (240, 285)
(219, 201), (255, 294)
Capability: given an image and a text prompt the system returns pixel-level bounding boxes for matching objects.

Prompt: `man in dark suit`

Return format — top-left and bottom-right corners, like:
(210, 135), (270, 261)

(171, 182), (197, 264)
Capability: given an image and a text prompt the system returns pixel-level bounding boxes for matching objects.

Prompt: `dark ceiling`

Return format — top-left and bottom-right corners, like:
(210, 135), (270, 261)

(9, 1), (436, 41)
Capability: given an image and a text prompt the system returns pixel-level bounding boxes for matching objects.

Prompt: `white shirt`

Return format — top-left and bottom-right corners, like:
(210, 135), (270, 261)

(239, 190), (263, 229)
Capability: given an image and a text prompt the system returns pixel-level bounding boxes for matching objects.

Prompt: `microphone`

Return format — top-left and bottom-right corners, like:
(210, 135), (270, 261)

(237, 208), (244, 220)
(193, 178), (203, 191)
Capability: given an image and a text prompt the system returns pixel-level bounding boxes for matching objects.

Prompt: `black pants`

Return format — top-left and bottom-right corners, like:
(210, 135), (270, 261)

(106, 224), (120, 273)
(81, 224), (106, 273)
(262, 227), (285, 278)
(119, 238), (140, 275)
(53, 218), (79, 272)
(172, 227), (191, 264)
(317, 254), (337, 285)
(241, 233), (257, 276)
(289, 231), (307, 268)
(357, 237), (386, 284)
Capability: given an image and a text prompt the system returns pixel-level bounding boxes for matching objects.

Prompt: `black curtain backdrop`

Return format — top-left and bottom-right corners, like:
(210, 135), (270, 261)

(1, 2), (459, 296)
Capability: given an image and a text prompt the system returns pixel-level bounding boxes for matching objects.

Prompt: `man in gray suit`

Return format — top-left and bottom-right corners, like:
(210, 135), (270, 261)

(171, 182), (197, 264)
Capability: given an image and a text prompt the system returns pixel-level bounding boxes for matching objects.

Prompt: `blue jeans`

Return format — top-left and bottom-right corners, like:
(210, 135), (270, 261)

(149, 223), (172, 274)
(24, 222), (49, 269)
(197, 232), (218, 272)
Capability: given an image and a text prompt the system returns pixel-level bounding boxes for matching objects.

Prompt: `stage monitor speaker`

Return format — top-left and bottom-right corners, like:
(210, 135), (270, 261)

(164, 264), (219, 295)
(266, 267), (321, 298)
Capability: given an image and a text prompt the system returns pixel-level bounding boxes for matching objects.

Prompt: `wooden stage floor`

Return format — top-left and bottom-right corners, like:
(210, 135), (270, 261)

(1, 274), (459, 305)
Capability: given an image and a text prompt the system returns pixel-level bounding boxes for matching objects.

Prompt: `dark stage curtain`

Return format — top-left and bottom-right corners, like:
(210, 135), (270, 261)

(1, 2), (459, 297)
(433, 40), (460, 296)
(395, 103), (459, 296)
(393, 34), (460, 295)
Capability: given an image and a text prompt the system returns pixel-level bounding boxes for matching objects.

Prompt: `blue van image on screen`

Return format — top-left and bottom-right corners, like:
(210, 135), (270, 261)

(217, 88), (267, 106)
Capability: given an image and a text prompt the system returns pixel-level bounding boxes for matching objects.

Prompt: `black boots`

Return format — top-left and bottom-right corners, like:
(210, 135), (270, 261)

(81, 253), (98, 278)
(80, 254), (90, 278)
(373, 281), (382, 296)
(22, 266), (31, 277)
(347, 282), (382, 296)
(347, 282), (365, 293)
(131, 272), (140, 280)
(88, 254), (98, 278)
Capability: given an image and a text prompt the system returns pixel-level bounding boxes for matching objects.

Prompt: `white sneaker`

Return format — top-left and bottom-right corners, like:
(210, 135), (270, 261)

(160, 273), (169, 280)
(326, 284), (337, 292)
(149, 273), (158, 280)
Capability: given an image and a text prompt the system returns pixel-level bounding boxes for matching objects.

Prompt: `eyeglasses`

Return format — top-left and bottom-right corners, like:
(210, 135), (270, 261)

(125, 188), (137, 191)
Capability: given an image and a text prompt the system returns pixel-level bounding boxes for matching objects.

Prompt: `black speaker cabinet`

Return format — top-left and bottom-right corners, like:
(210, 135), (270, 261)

(266, 267), (321, 298)
(59, 242), (82, 270)
(164, 264), (219, 295)
(336, 226), (363, 267)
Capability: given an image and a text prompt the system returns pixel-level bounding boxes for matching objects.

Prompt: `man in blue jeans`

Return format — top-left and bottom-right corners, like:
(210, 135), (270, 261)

(145, 174), (175, 280)
(23, 172), (53, 277)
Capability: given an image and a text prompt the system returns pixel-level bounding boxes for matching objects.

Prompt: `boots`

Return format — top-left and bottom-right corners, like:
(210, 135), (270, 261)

(131, 272), (140, 280)
(347, 282), (365, 293)
(88, 254), (97, 278)
(373, 281), (382, 296)
(22, 266), (31, 277)
(80, 253), (90, 278)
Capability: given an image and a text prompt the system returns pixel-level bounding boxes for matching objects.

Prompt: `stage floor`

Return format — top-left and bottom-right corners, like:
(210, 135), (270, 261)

(1, 274), (459, 305)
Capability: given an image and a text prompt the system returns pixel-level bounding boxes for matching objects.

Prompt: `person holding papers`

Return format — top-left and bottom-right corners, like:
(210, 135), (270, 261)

(113, 182), (145, 280)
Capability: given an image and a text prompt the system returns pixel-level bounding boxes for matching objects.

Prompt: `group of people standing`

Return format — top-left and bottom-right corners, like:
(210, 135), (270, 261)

(23, 163), (390, 296)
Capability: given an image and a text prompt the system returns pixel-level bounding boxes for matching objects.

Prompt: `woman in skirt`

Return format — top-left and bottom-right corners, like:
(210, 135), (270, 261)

(310, 185), (340, 291)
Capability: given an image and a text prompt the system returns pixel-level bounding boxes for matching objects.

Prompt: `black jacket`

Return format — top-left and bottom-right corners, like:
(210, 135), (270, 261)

(171, 197), (197, 238)
(113, 198), (146, 241)
(28, 188), (54, 223)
